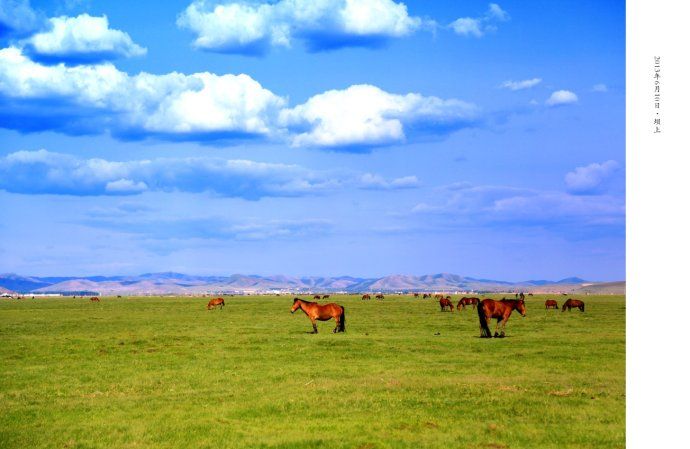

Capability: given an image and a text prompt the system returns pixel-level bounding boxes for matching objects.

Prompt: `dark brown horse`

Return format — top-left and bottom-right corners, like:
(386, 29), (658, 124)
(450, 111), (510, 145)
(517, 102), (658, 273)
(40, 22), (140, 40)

(90, 296), (100, 302)
(323, 294), (330, 299)
(439, 297), (454, 311)
(413, 293), (419, 298)
(423, 293), (431, 299)
(207, 297), (225, 310)
(362, 294), (371, 300)
(477, 298), (526, 338)
(545, 299), (558, 309)
(291, 298), (345, 333)
(313, 295), (321, 299)
(375, 294), (384, 300)
(458, 297), (480, 310)
(562, 298), (585, 312)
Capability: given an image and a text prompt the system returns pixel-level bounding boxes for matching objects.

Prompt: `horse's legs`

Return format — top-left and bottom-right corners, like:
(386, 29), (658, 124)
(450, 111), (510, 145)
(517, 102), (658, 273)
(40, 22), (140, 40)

(310, 318), (318, 334)
(500, 315), (510, 338)
(333, 316), (340, 333)
(494, 318), (502, 338)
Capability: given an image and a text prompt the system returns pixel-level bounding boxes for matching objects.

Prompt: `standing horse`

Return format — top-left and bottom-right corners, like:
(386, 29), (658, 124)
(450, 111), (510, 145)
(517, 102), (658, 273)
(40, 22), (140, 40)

(458, 297), (480, 310)
(545, 299), (558, 309)
(375, 294), (384, 300)
(362, 294), (371, 300)
(562, 298), (585, 312)
(291, 298), (345, 333)
(439, 297), (454, 311)
(413, 293), (419, 298)
(90, 296), (100, 302)
(313, 295), (321, 300)
(477, 298), (526, 338)
(207, 298), (225, 310)
(323, 294), (330, 299)
(423, 293), (431, 299)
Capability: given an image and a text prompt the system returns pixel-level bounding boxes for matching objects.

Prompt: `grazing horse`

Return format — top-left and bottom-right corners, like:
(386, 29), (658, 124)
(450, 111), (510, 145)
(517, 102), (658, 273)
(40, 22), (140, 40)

(362, 294), (371, 300)
(323, 294), (330, 299)
(207, 298), (225, 310)
(90, 296), (100, 302)
(423, 293), (431, 299)
(519, 292), (525, 300)
(562, 298), (585, 312)
(439, 297), (454, 311)
(545, 299), (558, 309)
(291, 298), (345, 334)
(528, 293), (533, 296)
(413, 293), (419, 298)
(458, 297), (480, 310)
(477, 298), (526, 338)
(375, 294), (385, 300)
(313, 295), (321, 300)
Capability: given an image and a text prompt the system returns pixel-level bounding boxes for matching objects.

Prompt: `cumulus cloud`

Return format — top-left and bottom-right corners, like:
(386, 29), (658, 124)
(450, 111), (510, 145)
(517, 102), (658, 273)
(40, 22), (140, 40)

(0, 48), (478, 148)
(0, 0), (40, 38)
(565, 160), (619, 195)
(0, 150), (420, 198)
(24, 14), (146, 64)
(279, 84), (478, 149)
(177, 0), (424, 54)
(546, 90), (578, 106)
(451, 3), (509, 38)
(0, 46), (286, 139)
(500, 78), (542, 91)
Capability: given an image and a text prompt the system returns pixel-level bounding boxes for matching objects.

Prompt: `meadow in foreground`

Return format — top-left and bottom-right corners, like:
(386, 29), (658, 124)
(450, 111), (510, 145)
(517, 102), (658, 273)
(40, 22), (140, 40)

(0, 294), (625, 449)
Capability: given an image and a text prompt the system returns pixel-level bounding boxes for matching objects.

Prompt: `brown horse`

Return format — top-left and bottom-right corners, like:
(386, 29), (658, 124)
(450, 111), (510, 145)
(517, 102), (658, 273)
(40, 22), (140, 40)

(423, 293), (431, 299)
(90, 296), (100, 302)
(313, 295), (321, 299)
(439, 297), (454, 311)
(477, 298), (526, 338)
(323, 294), (330, 299)
(362, 294), (371, 300)
(413, 293), (419, 298)
(207, 298), (225, 310)
(562, 298), (585, 312)
(545, 299), (558, 309)
(375, 294), (384, 300)
(291, 298), (345, 333)
(458, 297), (480, 310)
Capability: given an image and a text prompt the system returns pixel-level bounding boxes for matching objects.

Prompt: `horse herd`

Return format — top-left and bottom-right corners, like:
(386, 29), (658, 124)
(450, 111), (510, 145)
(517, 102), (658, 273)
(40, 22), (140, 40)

(205, 292), (586, 337)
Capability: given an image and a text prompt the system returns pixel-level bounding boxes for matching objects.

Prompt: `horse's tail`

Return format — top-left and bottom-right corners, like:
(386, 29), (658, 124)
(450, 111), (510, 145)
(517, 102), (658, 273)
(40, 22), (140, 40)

(339, 307), (346, 332)
(477, 301), (491, 338)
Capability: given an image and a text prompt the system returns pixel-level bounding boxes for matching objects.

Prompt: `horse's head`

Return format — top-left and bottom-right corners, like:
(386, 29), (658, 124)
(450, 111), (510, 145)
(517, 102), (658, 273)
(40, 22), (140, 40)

(516, 299), (527, 317)
(291, 298), (301, 313)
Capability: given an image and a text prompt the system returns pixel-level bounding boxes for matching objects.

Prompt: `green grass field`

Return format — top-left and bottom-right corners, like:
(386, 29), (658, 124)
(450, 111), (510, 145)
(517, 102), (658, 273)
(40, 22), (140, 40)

(0, 294), (625, 449)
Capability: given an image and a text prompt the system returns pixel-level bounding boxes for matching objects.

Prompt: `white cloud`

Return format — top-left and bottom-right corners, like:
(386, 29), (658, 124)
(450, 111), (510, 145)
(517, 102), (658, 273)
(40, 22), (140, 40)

(24, 14), (146, 63)
(279, 84), (478, 148)
(0, 46), (286, 138)
(450, 3), (509, 38)
(592, 83), (608, 92)
(500, 78), (542, 91)
(0, 150), (420, 198)
(0, 0), (40, 38)
(0, 47), (477, 148)
(177, 0), (423, 54)
(359, 173), (420, 190)
(546, 89), (578, 106)
(450, 18), (483, 37)
(565, 160), (619, 195)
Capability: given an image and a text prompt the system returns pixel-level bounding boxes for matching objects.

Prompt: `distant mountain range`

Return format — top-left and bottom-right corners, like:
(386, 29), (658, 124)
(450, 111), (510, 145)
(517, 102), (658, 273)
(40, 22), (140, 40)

(0, 272), (625, 295)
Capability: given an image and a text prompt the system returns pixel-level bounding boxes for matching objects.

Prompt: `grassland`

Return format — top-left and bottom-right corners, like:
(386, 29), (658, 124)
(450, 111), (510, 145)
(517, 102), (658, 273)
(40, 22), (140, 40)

(0, 294), (625, 449)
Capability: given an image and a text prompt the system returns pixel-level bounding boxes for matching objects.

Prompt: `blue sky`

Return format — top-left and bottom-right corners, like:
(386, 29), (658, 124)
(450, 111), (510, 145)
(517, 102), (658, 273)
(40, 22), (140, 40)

(0, 0), (625, 280)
